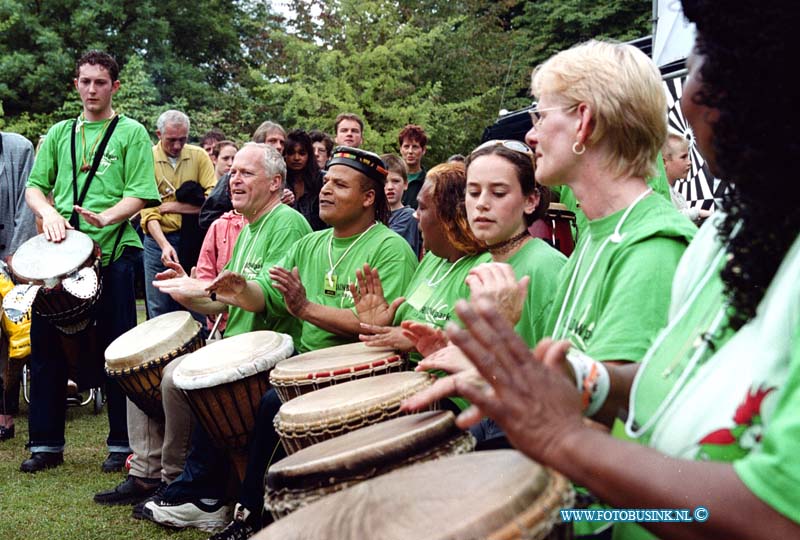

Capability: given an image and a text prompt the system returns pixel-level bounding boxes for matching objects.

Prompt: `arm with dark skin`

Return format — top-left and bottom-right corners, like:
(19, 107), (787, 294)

(424, 299), (800, 540)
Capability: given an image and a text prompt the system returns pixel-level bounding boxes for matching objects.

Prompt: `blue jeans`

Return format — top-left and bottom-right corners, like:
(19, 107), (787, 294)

(143, 233), (184, 319)
(163, 389), (285, 514)
(27, 248), (138, 454)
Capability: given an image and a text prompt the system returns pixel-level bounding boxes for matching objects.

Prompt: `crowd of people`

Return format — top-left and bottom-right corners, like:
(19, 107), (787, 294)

(1, 1), (798, 539)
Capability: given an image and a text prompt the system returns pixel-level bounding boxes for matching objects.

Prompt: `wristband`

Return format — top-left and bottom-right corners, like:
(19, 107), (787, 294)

(565, 349), (610, 417)
(209, 291), (217, 302)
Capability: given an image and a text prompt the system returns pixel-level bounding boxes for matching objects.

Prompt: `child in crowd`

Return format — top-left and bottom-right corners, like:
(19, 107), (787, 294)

(382, 153), (421, 258)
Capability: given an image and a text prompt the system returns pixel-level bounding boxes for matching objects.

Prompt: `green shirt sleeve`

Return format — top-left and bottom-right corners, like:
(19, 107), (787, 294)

(734, 324), (800, 525)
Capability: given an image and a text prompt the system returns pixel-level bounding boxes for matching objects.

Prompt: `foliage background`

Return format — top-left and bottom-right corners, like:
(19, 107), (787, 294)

(0, 0), (651, 164)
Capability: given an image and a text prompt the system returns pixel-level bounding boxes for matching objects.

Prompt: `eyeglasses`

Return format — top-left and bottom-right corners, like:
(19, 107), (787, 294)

(471, 139), (536, 170)
(528, 102), (578, 128)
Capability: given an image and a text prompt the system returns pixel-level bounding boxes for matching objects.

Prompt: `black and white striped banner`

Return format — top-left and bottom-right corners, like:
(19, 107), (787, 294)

(663, 76), (729, 211)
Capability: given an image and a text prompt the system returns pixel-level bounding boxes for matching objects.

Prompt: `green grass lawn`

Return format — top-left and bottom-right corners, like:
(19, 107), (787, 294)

(0, 300), (205, 540)
(0, 397), (207, 540)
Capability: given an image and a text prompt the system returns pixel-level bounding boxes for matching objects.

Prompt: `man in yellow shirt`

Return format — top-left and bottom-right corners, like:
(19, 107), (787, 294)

(140, 110), (216, 318)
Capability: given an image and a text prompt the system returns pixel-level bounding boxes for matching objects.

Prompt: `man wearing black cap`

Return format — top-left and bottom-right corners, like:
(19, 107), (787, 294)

(141, 147), (418, 538)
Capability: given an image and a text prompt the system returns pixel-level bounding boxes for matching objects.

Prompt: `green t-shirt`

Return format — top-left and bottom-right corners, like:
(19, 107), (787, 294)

(508, 238), (567, 348)
(550, 158), (672, 244)
(545, 193), (696, 363)
(614, 220), (800, 539)
(393, 251), (491, 328)
(255, 223), (418, 353)
(223, 204), (312, 339)
(27, 115), (160, 265)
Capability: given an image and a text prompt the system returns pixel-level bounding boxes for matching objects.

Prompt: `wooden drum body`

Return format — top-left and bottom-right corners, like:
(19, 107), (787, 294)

(270, 342), (406, 403)
(105, 311), (204, 420)
(529, 202), (577, 257)
(274, 371), (435, 455)
(266, 410), (475, 519)
(256, 450), (575, 540)
(173, 331), (294, 480)
(4, 230), (102, 334)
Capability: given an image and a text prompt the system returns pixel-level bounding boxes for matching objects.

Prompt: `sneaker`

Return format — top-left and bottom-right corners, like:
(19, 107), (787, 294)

(132, 481), (167, 519)
(101, 451), (129, 473)
(209, 504), (259, 540)
(94, 475), (161, 506)
(142, 498), (232, 532)
(20, 452), (64, 473)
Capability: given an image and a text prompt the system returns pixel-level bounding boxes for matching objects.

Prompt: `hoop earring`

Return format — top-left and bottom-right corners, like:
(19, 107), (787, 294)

(572, 142), (585, 155)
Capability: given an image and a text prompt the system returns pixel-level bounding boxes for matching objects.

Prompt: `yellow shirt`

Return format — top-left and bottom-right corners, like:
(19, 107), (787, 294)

(140, 142), (217, 234)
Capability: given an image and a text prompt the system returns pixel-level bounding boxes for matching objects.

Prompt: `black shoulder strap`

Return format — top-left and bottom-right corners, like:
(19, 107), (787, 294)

(69, 115), (121, 229)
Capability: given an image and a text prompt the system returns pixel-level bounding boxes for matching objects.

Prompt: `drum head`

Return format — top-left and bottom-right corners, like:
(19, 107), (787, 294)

(173, 331), (294, 390)
(11, 230), (95, 282)
(267, 411), (464, 491)
(105, 311), (201, 370)
(277, 372), (432, 425)
(270, 342), (399, 382)
(257, 450), (572, 540)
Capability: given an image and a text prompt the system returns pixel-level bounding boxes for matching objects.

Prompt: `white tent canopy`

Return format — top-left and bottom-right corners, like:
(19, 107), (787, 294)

(653, 0), (695, 68)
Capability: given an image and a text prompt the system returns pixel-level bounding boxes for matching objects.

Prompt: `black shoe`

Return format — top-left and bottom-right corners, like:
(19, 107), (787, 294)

(209, 504), (260, 540)
(132, 481), (168, 519)
(94, 475), (162, 506)
(20, 452), (64, 473)
(210, 518), (257, 540)
(0, 424), (14, 442)
(101, 451), (129, 473)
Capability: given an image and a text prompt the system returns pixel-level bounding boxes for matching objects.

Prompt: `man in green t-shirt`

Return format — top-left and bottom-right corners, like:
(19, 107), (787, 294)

(141, 147), (418, 538)
(93, 143), (311, 512)
(21, 51), (160, 475)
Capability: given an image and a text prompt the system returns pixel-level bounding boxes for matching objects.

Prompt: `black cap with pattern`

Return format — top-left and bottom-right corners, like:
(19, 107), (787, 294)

(325, 146), (388, 184)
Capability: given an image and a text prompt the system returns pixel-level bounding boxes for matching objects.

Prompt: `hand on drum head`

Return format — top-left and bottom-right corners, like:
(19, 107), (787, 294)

(73, 205), (111, 228)
(41, 207), (73, 243)
(269, 266), (309, 318)
(400, 321), (448, 357)
(351, 264), (405, 327)
(359, 323), (414, 351)
(465, 262), (529, 326)
(444, 298), (585, 466)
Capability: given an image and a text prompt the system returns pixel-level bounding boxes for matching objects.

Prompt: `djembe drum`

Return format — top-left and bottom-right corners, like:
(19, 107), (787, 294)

(2, 230), (102, 334)
(265, 411), (475, 519)
(173, 331), (294, 480)
(104, 311), (204, 420)
(255, 450), (575, 540)
(274, 371), (435, 455)
(270, 342), (406, 403)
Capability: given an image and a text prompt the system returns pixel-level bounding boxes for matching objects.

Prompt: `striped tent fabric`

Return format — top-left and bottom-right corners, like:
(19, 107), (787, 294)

(663, 75), (729, 212)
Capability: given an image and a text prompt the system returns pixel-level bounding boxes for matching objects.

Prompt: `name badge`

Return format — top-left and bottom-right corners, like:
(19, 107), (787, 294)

(324, 273), (338, 296)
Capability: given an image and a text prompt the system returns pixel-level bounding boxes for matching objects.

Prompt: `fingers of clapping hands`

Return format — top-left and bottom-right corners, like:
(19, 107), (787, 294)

(415, 345), (472, 374)
(448, 298), (531, 391)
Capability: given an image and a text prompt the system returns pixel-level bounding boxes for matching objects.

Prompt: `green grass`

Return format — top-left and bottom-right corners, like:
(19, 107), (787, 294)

(0, 398), (207, 540)
(0, 300), (205, 540)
